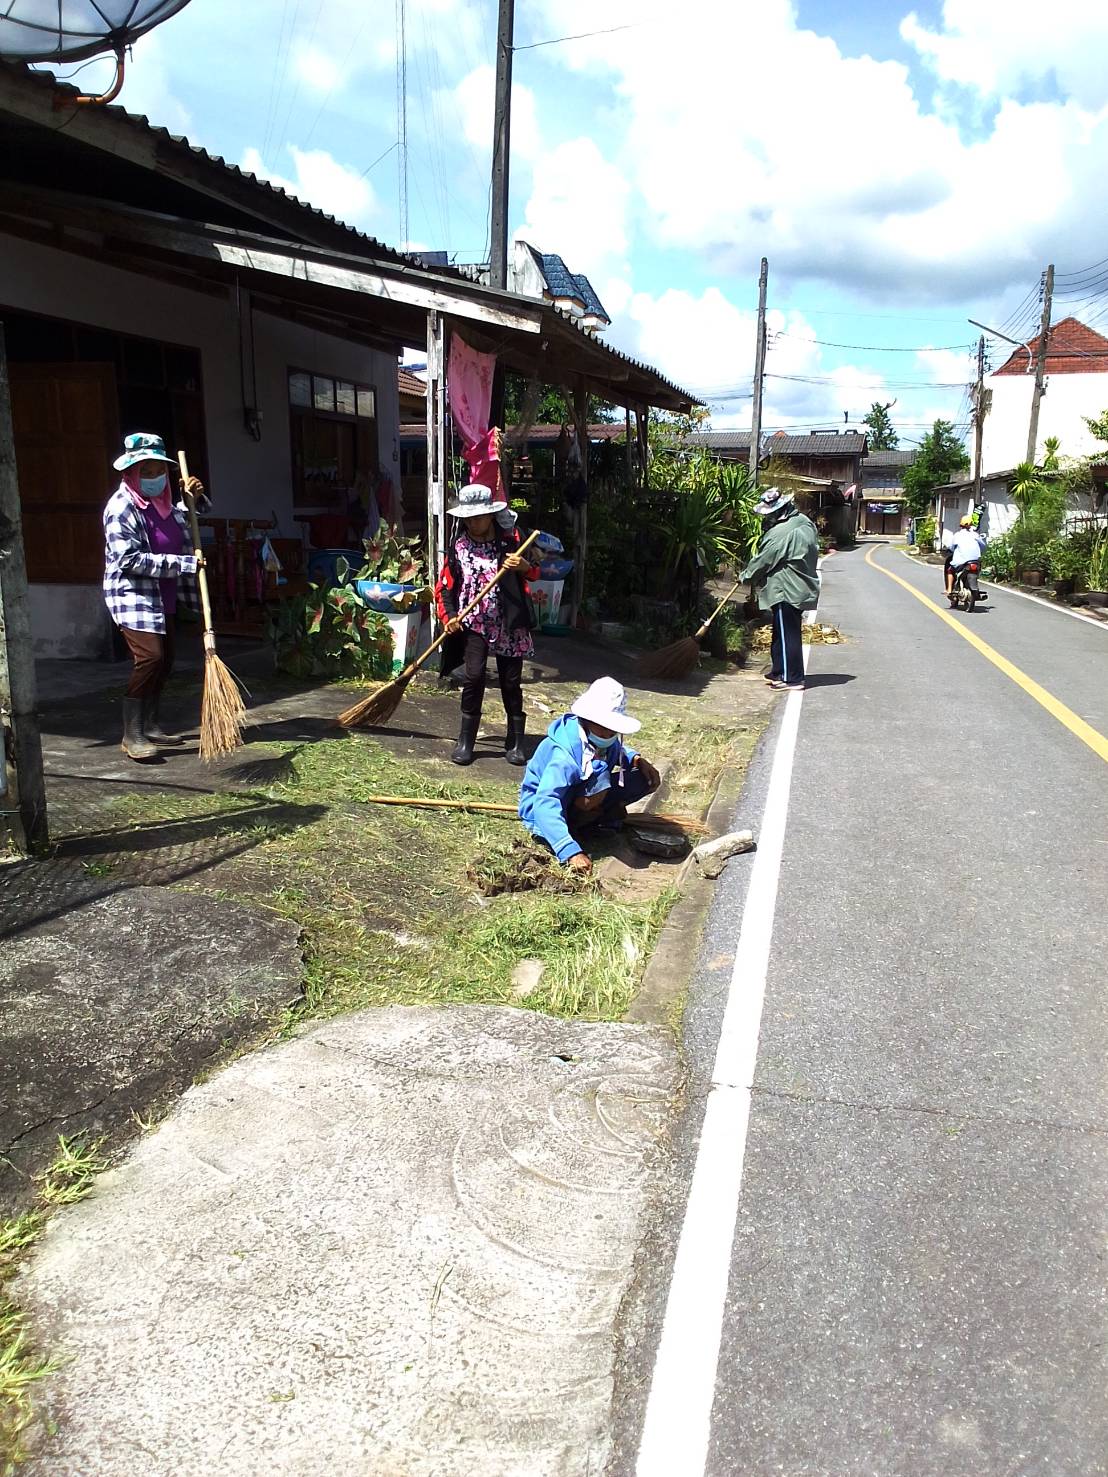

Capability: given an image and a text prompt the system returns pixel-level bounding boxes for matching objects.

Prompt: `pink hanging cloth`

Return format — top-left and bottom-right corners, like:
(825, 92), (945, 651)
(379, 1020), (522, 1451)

(448, 334), (503, 495)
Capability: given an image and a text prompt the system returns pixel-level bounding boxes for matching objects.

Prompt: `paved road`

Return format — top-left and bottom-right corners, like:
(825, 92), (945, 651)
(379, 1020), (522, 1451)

(614, 542), (1108, 1477)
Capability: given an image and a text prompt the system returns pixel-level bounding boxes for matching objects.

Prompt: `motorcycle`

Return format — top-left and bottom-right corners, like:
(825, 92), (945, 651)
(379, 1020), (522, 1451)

(948, 560), (985, 612)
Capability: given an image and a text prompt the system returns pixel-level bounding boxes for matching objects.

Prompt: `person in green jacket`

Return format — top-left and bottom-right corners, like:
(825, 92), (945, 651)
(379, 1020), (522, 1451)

(740, 486), (821, 691)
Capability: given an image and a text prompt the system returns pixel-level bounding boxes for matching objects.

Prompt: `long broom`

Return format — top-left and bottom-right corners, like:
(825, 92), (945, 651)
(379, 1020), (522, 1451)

(339, 528), (541, 729)
(637, 580), (741, 680)
(357, 794), (710, 835)
(177, 450), (248, 761)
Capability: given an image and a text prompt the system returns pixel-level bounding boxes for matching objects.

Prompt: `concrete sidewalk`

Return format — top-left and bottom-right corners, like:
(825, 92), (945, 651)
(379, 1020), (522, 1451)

(18, 1006), (680, 1476)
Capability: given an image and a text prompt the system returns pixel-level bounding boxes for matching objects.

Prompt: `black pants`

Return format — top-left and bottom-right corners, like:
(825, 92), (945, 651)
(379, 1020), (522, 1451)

(460, 630), (524, 719)
(769, 602), (804, 685)
(121, 616), (176, 699)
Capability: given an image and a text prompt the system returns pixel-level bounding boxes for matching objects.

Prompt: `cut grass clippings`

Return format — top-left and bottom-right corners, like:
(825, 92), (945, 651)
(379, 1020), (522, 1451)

(1, 1135), (107, 1472)
(65, 699), (762, 1036)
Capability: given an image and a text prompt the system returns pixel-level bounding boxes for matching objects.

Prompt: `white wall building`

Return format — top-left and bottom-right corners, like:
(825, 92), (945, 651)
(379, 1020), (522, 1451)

(980, 316), (1108, 475)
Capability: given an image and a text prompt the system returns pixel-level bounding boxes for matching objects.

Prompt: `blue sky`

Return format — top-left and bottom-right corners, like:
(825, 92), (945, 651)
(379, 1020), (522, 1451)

(56, 0), (1108, 447)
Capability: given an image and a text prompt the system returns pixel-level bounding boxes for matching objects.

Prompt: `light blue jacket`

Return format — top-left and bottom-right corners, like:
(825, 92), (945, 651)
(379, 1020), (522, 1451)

(519, 714), (637, 863)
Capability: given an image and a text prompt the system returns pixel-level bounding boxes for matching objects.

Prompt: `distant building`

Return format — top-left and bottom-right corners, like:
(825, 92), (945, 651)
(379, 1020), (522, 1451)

(509, 242), (611, 333)
(858, 448), (917, 536)
(981, 316), (1108, 472)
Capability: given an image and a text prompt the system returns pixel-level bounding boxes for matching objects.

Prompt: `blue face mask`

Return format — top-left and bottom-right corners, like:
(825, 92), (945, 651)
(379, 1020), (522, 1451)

(140, 475), (166, 496)
(588, 731), (617, 752)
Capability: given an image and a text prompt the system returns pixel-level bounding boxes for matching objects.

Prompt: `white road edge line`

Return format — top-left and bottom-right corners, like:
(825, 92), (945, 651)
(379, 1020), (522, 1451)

(635, 662), (807, 1477)
(982, 580), (1108, 630)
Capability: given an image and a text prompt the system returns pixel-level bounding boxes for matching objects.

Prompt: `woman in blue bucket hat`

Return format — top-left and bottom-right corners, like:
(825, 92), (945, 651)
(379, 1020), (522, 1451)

(102, 432), (207, 761)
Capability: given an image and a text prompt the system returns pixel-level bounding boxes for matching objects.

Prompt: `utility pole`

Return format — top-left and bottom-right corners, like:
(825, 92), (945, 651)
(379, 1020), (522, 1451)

(748, 256), (768, 486)
(1026, 263), (1054, 464)
(972, 333), (986, 504)
(0, 323), (48, 852)
(489, 0), (515, 290)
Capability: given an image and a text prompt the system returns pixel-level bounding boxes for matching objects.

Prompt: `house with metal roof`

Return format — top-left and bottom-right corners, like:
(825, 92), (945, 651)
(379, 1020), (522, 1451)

(858, 447), (917, 536)
(0, 61), (689, 656)
(982, 317), (1108, 473)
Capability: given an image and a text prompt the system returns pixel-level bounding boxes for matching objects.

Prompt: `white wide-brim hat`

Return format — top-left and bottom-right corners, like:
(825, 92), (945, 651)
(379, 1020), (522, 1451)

(570, 676), (641, 735)
(447, 482), (508, 518)
(113, 431), (176, 472)
(754, 485), (795, 517)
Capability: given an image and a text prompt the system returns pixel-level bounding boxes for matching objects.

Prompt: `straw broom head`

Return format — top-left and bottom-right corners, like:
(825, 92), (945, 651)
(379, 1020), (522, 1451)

(636, 635), (702, 680)
(337, 669), (412, 729)
(199, 633), (248, 761)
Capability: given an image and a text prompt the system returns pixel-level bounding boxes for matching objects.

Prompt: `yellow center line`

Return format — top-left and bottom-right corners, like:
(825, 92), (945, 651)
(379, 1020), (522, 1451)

(864, 544), (1108, 766)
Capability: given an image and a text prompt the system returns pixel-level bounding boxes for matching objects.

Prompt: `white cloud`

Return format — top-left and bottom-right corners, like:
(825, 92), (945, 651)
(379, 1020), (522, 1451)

(295, 46), (342, 94)
(516, 137), (630, 279)
(240, 146), (379, 230)
(447, 66), (540, 162)
(114, 32), (192, 137)
(527, 0), (1108, 298)
(902, 0), (1108, 109)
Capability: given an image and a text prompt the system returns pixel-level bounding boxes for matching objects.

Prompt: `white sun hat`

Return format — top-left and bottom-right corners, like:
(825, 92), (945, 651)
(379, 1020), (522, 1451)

(570, 676), (641, 734)
(447, 482), (508, 517)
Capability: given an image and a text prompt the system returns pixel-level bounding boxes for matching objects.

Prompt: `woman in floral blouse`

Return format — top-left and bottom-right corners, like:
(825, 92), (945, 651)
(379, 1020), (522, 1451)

(436, 483), (539, 766)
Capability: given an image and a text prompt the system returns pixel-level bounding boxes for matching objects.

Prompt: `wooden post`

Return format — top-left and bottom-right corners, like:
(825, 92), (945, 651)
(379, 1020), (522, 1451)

(569, 380), (589, 628)
(489, 0), (515, 289)
(624, 404), (633, 488)
(748, 256), (768, 487)
(425, 310), (447, 610)
(0, 323), (48, 852)
(1027, 264), (1053, 465)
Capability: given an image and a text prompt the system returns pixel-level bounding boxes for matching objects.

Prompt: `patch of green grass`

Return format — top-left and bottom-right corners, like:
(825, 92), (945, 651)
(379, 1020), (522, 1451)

(1, 1135), (107, 1470)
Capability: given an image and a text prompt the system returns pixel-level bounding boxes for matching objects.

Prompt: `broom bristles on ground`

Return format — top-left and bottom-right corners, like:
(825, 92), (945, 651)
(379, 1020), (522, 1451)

(199, 651), (248, 761)
(636, 635), (702, 680)
(338, 672), (412, 729)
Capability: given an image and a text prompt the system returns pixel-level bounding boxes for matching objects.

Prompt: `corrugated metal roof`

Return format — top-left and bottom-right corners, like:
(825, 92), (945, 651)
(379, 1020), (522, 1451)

(0, 60), (451, 277)
(685, 430), (758, 450)
(397, 368), (426, 398)
(767, 433), (868, 454)
(862, 449), (916, 467)
(0, 63), (699, 410)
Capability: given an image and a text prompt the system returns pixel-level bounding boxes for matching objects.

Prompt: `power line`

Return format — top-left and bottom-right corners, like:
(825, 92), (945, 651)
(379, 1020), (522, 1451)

(513, 23), (637, 51)
(767, 372), (970, 390)
(771, 332), (974, 353)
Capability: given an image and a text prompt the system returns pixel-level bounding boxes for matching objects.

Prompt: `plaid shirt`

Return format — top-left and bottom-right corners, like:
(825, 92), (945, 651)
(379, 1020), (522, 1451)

(102, 486), (200, 634)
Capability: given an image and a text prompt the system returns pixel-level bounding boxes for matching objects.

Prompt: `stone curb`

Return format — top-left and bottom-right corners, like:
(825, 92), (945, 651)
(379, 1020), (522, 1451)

(624, 757), (752, 1028)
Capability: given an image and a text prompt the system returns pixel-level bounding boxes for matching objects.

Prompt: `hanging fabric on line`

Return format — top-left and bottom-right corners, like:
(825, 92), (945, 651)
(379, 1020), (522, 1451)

(448, 335), (502, 494)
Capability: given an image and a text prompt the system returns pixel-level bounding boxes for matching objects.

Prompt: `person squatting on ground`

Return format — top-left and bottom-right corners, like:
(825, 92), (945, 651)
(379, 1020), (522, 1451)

(518, 677), (661, 875)
(944, 515), (986, 596)
(436, 482), (540, 767)
(740, 486), (821, 692)
(102, 432), (206, 762)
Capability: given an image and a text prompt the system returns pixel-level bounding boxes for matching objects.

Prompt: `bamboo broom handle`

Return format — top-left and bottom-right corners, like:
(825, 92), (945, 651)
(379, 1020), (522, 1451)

(359, 795), (707, 832)
(392, 528), (541, 682)
(177, 450), (216, 645)
(693, 581), (741, 640)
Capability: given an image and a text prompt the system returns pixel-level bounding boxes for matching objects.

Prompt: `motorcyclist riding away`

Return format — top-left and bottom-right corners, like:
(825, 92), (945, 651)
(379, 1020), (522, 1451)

(945, 515), (986, 597)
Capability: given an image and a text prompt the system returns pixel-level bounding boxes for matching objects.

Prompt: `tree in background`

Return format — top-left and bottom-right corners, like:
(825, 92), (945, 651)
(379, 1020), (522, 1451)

(863, 400), (898, 450)
(902, 419), (969, 517)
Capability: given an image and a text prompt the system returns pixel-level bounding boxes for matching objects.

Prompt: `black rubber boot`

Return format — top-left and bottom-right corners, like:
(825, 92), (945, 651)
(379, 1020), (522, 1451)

(504, 715), (527, 766)
(143, 695), (181, 745)
(451, 713), (480, 766)
(121, 698), (158, 762)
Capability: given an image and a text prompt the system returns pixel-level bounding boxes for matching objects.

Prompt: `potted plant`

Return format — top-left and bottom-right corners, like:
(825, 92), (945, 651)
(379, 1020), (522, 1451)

(352, 525), (432, 613)
(268, 582), (393, 679)
(1085, 533), (1108, 608)
(1046, 535), (1083, 598)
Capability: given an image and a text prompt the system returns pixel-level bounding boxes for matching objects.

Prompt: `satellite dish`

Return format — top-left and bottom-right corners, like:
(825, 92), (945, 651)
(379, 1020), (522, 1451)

(0, 1), (193, 105)
(0, 1), (193, 64)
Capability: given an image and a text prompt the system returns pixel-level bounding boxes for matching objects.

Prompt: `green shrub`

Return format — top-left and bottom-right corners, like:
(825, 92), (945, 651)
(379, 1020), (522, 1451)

(982, 534), (1013, 580)
(914, 515), (937, 551)
(268, 584), (394, 679)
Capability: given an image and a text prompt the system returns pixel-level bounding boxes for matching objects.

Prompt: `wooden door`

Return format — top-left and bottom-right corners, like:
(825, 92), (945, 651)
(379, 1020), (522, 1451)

(9, 362), (118, 584)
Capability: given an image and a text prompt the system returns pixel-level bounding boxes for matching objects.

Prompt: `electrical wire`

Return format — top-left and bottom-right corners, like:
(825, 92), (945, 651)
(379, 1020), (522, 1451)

(513, 23), (638, 51)
(771, 333), (974, 353)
